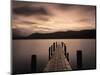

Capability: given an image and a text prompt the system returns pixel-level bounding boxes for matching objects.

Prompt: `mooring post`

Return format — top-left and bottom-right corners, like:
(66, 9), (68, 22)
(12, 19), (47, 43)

(53, 42), (55, 51)
(77, 50), (82, 69)
(31, 55), (37, 73)
(67, 53), (69, 61)
(51, 45), (53, 56)
(52, 44), (54, 55)
(64, 45), (67, 57)
(49, 47), (51, 60)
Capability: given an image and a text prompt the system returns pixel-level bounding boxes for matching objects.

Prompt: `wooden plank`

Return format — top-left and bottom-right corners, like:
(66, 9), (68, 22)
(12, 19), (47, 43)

(44, 42), (72, 72)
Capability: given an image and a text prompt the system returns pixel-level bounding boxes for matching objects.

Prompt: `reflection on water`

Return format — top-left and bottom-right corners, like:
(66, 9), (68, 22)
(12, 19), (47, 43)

(13, 39), (96, 74)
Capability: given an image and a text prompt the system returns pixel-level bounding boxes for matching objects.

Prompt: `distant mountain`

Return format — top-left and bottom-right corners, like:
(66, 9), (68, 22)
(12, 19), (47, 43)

(13, 29), (96, 39)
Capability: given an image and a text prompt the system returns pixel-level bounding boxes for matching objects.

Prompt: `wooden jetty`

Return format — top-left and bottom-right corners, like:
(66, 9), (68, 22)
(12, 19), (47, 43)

(44, 42), (72, 72)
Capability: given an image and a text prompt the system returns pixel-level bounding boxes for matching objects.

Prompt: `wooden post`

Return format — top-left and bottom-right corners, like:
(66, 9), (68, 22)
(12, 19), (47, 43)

(64, 45), (67, 57)
(51, 45), (53, 56)
(31, 55), (37, 73)
(67, 53), (69, 61)
(49, 47), (51, 60)
(53, 42), (55, 51)
(77, 50), (82, 69)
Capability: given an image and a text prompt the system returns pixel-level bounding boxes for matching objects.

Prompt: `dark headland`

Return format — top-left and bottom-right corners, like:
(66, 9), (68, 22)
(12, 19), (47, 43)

(13, 29), (96, 39)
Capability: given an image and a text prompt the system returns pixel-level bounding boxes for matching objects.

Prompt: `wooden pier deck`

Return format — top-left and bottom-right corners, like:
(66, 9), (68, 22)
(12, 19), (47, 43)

(44, 42), (72, 72)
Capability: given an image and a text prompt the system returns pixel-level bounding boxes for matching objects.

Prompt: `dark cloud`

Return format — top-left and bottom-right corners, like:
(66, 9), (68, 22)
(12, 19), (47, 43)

(13, 28), (32, 37)
(78, 18), (90, 22)
(77, 18), (93, 24)
(36, 16), (49, 21)
(13, 6), (50, 16)
(12, 1), (96, 35)
(82, 6), (96, 12)
(35, 26), (52, 30)
(21, 21), (37, 24)
(56, 4), (72, 9)
(57, 4), (96, 11)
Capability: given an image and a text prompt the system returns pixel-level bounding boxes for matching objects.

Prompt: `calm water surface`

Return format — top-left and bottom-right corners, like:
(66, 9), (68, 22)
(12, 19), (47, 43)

(13, 39), (96, 73)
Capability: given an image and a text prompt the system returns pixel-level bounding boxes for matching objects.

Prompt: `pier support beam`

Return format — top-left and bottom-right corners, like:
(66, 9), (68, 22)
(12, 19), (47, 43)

(31, 55), (37, 73)
(53, 42), (55, 51)
(67, 53), (69, 61)
(49, 47), (51, 60)
(51, 45), (53, 56)
(77, 50), (82, 69)
(64, 45), (67, 57)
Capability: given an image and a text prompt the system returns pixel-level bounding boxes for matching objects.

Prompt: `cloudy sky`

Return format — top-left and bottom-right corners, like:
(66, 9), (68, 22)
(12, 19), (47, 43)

(12, 1), (96, 36)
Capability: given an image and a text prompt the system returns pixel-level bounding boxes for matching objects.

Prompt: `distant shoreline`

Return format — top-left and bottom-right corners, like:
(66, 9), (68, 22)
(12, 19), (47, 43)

(13, 29), (96, 39)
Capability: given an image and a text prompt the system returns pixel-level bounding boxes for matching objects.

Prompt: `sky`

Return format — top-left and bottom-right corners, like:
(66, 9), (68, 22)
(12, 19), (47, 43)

(12, 1), (96, 37)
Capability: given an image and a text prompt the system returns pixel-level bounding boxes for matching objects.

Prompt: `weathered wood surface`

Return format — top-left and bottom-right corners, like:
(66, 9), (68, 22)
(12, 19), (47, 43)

(44, 42), (72, 72)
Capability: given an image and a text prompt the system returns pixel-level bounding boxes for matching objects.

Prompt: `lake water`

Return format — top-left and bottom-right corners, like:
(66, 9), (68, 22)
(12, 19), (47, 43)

(13, 39), (96, 74)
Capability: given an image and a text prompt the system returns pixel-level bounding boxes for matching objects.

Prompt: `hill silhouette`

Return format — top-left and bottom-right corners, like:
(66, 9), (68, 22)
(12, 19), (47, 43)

(13, 29), (96, 39)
